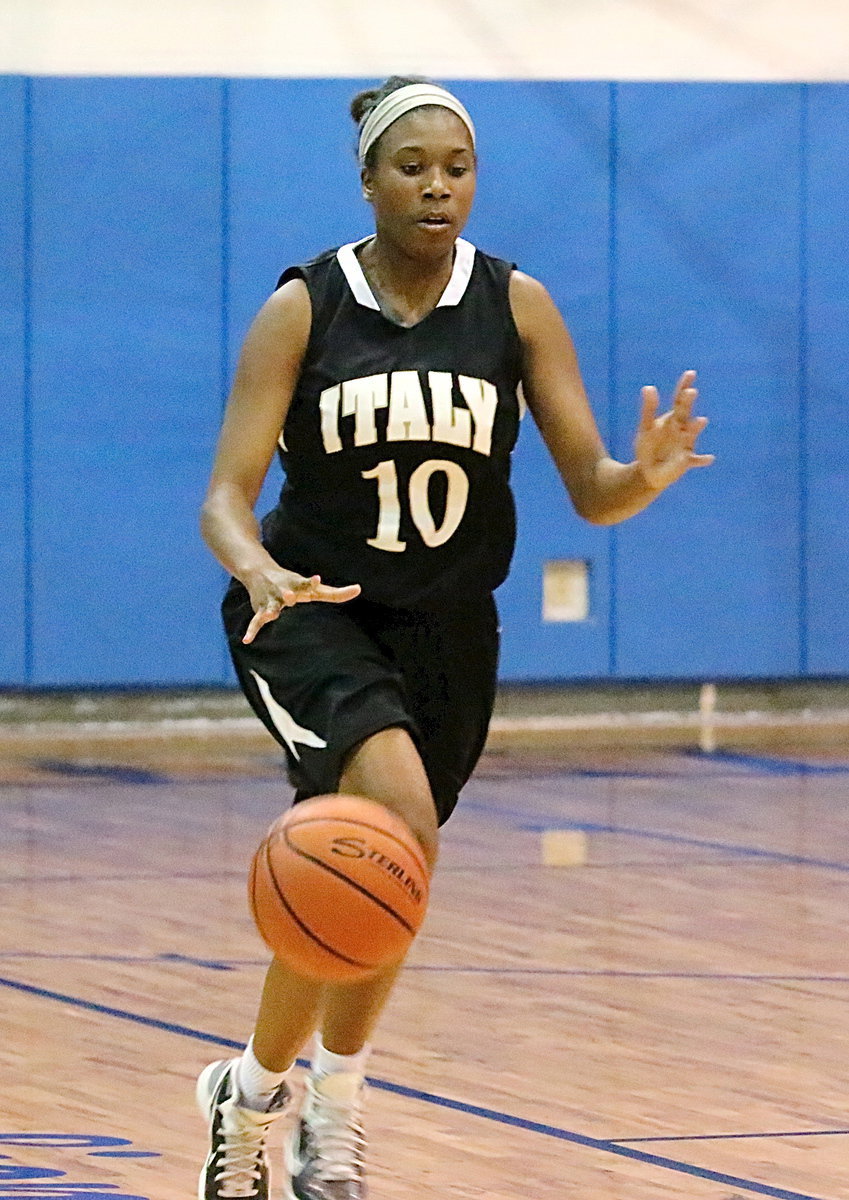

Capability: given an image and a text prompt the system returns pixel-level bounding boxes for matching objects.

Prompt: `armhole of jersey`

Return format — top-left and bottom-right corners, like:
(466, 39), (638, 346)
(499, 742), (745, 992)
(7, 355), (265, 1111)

(276, 264), (306, 291)
(504, 264), (525, 390)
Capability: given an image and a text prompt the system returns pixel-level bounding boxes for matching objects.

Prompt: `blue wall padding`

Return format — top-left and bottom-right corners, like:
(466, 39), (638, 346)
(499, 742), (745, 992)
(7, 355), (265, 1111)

(612, 84), (804, 677)
(461, 82), (615, 679)
(0, 76), (28, 683)
(27, 78), (227, 684)
(227, 79), (367, 528)
(804, 85), (849, 675)
(2, 77), (847, 685)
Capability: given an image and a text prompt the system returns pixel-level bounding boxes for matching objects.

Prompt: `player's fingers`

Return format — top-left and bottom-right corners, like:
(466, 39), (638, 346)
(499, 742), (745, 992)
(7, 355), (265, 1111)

(242, 607), (276, 645)
(316, 583), (362, 604)
(288, 573), (320, 594)
(639, 386), (660, 430)
(689, 453), (715, 468)
(283, 574), (320, 604)
(242, 593), (296, 642)
(677, 415), (707, 446)
(288, 574), (360, 605)
(674, 386), (698, 425)
(673, 369), (697, 400)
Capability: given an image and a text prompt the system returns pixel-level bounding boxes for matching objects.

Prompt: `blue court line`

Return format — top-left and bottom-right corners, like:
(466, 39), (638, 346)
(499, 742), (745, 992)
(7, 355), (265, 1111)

(683, 750), (849, 776)
(0, 953), (227, 965)
(407, 968), (849, 982)
(4, 771), (290, 791)
(3, 954), (849, 984)
(356, 1079), (828, 1200)
(466, 796), (849, 875)
(7, 753), (848, 792)
(0, 975), (246, 1050)
(562, 763), (849, 780)
(612, 1129), (849, 1144)
(555, 767), (743, 780)
(0, 973), (830, 1200)
(520, 820), (849, 875)
(156, 953), (234, 972)
(87, 1152), (161, 1159)
(32, 760), (169, 785)
(0, 871), (242, 886)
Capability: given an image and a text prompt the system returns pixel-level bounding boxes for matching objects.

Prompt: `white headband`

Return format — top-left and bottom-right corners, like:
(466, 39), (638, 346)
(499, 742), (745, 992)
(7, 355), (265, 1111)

(358, 83), (476, 167)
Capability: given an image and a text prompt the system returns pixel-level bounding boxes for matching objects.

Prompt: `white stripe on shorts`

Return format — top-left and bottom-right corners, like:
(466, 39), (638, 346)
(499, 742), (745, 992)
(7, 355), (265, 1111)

(249, 670), (327, 761)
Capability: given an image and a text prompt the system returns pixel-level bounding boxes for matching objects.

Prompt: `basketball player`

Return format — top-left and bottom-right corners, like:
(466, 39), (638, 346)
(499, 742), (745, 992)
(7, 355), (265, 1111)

(196, 77), (713, 1200)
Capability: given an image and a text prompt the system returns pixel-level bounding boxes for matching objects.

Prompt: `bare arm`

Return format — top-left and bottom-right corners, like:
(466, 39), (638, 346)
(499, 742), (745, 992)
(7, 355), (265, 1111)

(509, 271), (713, 525)
(200, 278), (359, 643)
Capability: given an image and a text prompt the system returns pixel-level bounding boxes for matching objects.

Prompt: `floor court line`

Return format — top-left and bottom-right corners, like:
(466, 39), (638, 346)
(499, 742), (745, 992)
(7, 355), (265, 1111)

(0, 973), (830, 1200)
(519, 820), (849, 875)
(88, 1151), (163, 1158)
(4, 749), (848, 792)
(0, 861), (778, 887)
(156, 953), (234, 971)
(468, 789), (849, 876)
(0, 872), (243, 886)
(3, 954), (849, 984)
(684, 751), (849, 776)
(0, 974), (245, 1050)
(612, 1130), (849, 1143)
(7, 831), (849, 885)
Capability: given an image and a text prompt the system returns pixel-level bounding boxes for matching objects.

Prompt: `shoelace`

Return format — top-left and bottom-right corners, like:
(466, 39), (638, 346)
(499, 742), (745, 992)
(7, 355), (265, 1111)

(215, 1106), (272, 1199)
(306, 1095), (366, 1182)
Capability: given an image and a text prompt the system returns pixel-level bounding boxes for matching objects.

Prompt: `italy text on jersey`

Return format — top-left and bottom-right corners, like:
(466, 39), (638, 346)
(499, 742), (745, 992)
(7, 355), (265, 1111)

(319, 371), (497, 456)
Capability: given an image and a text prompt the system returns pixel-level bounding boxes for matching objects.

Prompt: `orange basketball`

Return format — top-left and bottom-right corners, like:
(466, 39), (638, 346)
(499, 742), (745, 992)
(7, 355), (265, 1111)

(248, 795), (430, 982)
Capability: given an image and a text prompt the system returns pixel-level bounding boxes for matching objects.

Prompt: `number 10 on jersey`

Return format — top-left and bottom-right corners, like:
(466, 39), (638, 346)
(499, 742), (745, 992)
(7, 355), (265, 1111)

(362, 459), (470, 552)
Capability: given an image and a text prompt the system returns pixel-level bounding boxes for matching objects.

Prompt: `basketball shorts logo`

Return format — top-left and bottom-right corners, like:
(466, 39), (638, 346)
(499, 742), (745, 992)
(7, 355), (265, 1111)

(249, 670), (327, 761)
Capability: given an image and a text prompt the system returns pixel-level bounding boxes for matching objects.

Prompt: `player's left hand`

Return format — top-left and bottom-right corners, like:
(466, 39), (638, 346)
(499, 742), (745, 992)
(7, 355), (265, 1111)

(634, 370), (714, 491)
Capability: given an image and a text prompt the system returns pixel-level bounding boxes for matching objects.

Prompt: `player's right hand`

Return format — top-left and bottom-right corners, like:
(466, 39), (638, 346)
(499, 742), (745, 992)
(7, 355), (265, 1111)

(242, 569), (361, 644)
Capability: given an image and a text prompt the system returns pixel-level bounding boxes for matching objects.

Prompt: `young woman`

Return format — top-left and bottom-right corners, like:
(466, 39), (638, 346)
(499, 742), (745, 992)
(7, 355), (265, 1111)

(196, 76), (712, 1200)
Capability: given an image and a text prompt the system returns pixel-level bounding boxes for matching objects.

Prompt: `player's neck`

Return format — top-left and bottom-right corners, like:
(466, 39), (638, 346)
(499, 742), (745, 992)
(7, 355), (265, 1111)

(357, 236), (455, 327)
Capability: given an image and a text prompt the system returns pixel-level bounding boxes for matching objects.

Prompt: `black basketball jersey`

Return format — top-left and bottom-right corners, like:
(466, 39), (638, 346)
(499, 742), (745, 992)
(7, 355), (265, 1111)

(261, 237), (523, 610)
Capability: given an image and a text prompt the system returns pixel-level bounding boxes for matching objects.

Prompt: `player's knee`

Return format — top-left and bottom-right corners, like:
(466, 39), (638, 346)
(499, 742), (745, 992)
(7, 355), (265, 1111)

(353, 785), (438, 873)
(339, 727), (440, 869)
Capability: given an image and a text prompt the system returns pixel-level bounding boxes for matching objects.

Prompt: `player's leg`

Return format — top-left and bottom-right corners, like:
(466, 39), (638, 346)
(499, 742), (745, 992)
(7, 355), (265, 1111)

(250, 727), (438, 1071)
(287, 725), (437, 1200)
(198, 595), (429, 1200)
(197, 953), (326, 1200)
(286, 599), (499, 1198)
(245, 727), (436, 1067)
(252, 959), (325, 1069)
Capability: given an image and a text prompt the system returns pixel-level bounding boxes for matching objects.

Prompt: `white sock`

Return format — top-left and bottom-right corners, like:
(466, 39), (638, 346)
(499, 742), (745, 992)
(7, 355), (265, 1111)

(311, 1037), (370, 1081)
(236, 1036), (292, 1110)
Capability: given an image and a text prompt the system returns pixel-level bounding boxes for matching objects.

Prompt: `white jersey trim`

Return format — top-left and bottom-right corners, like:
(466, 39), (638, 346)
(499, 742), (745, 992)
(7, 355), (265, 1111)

(336, 237), (477, 314)
(336, 237), (379, 309)
(438, 238), (476, 307)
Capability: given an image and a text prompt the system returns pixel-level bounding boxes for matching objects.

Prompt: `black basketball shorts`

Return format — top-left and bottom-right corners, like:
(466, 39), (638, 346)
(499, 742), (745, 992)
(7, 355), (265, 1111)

(222, 584), (499, 826)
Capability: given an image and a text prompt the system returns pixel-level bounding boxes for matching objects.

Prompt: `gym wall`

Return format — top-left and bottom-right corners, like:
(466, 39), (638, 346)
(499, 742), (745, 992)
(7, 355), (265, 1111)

(1, 77), (847, 685)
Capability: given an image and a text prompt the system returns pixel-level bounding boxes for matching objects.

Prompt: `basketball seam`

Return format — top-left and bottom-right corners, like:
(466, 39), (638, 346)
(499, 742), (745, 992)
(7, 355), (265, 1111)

(281, 814), (429, 881)
(260, 840), (377, 971)
(279, 827), (419, 936)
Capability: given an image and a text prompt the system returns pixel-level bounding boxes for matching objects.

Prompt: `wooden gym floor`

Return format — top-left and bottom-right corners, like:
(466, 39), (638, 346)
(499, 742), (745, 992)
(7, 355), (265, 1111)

(2, 708), (849, 1200)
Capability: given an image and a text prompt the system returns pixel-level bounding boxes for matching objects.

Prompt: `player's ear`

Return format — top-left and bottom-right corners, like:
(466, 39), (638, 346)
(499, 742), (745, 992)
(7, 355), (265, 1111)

(361, 167), (374, 202)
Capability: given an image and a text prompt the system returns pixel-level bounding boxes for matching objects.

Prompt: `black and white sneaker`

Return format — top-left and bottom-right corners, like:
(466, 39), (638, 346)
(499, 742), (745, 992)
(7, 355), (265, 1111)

(285, 1072), (367, 1200)
(197, 1058), (290, 1200)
